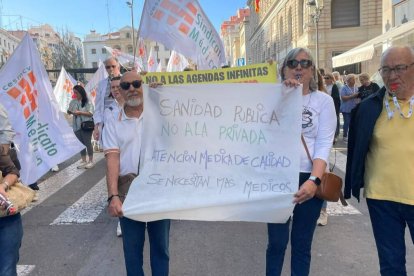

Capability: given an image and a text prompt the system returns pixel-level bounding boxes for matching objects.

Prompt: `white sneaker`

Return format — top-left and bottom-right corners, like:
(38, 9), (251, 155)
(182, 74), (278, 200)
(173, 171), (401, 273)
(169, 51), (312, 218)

(116, 222), (122, 237)
(51, 165), (59, 172)
(317, 209), (328, 226)
(77, 161), (87, 169)
(85, 161), (95, 169)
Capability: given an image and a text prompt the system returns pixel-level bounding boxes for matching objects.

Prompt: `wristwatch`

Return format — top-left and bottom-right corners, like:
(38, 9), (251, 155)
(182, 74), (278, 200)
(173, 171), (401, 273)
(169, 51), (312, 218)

(308, 176), (321, 186)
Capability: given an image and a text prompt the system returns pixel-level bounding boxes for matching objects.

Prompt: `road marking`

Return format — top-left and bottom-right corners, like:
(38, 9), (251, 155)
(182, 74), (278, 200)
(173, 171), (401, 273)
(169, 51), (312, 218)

(21, 153), (104, 216)
(17, 265), (35, 276)
(51, 177), (107, 225)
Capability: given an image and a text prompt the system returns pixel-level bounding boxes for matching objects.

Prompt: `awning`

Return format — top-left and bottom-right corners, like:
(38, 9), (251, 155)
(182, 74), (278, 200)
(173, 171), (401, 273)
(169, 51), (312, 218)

(332, 20), (414, 68)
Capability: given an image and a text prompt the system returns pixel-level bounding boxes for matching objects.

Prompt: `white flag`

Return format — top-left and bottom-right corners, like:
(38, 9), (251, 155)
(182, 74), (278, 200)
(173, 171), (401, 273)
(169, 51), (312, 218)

(156, 62), (163, 72)
(0, 34), (84, 184)
(85, 62), (108, 105)
(139, 0), (226, 70)
(147, 47), (159, 72)
(104, 46), (144, 71)
(137, 38), (148, 71)
(53, 67), (77, 113)
(166, 50), (189, 72)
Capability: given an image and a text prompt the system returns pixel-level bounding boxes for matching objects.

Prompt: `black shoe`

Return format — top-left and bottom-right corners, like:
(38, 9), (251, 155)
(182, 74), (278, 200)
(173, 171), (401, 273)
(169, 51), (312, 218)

(29, 183), (39, 190)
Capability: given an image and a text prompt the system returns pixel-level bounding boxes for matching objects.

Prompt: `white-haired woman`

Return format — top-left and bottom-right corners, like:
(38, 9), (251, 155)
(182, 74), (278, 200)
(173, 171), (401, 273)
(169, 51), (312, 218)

(266, 48), (336, 276)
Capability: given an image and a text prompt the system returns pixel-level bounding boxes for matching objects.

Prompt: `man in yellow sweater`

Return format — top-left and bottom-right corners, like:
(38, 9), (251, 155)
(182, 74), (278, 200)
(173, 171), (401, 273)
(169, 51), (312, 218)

(345, 46), (414, 276)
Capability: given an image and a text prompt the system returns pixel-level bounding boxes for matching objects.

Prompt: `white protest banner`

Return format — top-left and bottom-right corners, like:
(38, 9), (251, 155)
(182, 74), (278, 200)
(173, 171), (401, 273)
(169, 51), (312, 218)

(85, 62), (108, 104)
(139, 0), (226, 70)
(166, 50), (189, 72)
(123, 84), (302, 223)
(53, 67), (77, 113)
(0, 34), (84, 184)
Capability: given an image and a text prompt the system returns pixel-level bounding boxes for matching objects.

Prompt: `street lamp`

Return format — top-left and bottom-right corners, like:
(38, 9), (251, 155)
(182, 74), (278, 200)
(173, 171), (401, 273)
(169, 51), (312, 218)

(307, 0), (323, 70)
(126, 1), (136, 64)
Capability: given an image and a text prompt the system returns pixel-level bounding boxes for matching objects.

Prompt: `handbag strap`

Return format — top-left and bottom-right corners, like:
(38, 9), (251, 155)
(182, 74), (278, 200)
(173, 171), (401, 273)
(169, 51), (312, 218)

(301, 135), (313, 164)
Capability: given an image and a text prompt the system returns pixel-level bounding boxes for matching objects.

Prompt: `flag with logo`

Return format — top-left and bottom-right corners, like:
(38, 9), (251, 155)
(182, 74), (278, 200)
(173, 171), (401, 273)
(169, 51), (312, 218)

(0, 34), (84, 184)
(85, 62), (108, 105)
(104, 46), (144, 71)
(53, 67), (77, 113)
(166, 50), (189, 72)
(147, 47), (159, 72)
(137, 37), (147, 71)
(139, 0), (226, 70)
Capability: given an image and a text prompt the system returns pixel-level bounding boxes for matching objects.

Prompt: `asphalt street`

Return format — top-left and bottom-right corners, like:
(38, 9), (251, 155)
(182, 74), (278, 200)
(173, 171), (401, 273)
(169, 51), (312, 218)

(17, 141), (414, 276)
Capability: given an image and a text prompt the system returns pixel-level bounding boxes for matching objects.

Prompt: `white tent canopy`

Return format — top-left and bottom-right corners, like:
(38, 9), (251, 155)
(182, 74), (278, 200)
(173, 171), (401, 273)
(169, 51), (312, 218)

(332, 20), (414, 68)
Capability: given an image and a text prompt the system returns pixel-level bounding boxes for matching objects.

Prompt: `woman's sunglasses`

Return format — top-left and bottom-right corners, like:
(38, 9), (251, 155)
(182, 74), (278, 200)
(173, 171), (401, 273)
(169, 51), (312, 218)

(120, 80), (142, 90)
(286, 59), (313, 69)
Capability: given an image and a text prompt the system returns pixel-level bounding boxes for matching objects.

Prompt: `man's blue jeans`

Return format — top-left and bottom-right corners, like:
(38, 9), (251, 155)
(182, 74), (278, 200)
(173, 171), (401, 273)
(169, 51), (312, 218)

(367, 198), (414, 276)
(119, 217), (170, 276)
(266, 173), (323, 276)
(0, 213), (23, 276)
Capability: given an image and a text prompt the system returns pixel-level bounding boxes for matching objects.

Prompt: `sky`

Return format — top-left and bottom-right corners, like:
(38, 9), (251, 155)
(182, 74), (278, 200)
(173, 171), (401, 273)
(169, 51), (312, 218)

(1, 0), (248, 39)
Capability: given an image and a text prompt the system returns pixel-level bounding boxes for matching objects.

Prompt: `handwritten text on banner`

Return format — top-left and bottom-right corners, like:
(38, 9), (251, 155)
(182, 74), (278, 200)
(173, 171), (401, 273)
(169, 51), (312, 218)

(123, 83), (302, 223)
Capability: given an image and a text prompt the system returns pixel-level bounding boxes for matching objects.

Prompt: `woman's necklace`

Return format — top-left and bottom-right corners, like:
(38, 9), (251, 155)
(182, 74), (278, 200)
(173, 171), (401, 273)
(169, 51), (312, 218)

(384, 91), (414, 120)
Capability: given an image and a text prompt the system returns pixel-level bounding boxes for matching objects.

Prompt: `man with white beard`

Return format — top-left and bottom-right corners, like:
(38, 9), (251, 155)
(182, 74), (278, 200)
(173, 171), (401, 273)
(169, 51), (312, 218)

(102, 71), (170, 276)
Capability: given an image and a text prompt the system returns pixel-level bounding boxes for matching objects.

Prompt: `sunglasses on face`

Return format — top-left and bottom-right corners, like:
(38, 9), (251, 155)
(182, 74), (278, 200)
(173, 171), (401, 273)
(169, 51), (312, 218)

(286, 59), (313, 69)
(106, 65), (117, 69)
(120, 80), (142, 90)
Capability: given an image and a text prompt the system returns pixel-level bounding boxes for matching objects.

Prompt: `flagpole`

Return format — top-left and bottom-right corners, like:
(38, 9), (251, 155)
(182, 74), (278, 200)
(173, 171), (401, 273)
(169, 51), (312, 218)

(134, 0), (147, 68)
(126, 0), (136, 71)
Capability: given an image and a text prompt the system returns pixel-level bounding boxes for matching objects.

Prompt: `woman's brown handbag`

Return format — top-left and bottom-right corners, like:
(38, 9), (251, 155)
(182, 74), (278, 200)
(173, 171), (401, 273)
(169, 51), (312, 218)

(301, 136), (347, 205)
(316, 172), (343, 202)
(0, 174), (35, 217)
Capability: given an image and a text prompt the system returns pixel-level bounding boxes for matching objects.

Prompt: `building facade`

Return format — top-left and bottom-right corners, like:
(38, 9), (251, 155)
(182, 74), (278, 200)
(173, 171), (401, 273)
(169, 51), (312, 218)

(0, 29), (21, 67)
(243, 0), (382, 74)
(221, 8), (250, 66)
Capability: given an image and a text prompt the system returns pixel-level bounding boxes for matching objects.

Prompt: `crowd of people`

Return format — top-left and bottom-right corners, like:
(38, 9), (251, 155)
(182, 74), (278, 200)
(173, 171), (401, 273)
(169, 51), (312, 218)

(0, 45), (413, 276)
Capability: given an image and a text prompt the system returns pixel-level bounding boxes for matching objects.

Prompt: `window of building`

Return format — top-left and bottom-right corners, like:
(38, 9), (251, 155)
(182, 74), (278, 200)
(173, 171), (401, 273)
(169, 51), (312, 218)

(127, 45), (133, 53)
(288, 9), (293, 44)
(92, 62), (98, 68)
(298, 0), (304, 36)
(279, 17), (284, 50)
(114, 45), (121, 50)
(102, 48), (107, 54)
(45, 33), (50, 38)
(8, 42), (10, 50)
(165, 58), (169, 65)
(331, 0), (360, 28)
(91, 48), (96, 54)
(332, 51), (361, 74)
(126, 32), (131, 38)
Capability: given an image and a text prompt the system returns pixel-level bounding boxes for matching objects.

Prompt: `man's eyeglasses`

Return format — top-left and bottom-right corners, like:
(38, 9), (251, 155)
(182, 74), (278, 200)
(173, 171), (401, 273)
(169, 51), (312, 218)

(286, 59), (313, 69)
(106, 65), (117, 69)
(120, 80), (142, 90)
(378, 62), (414, 76)
(323, 76), (331, 80)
